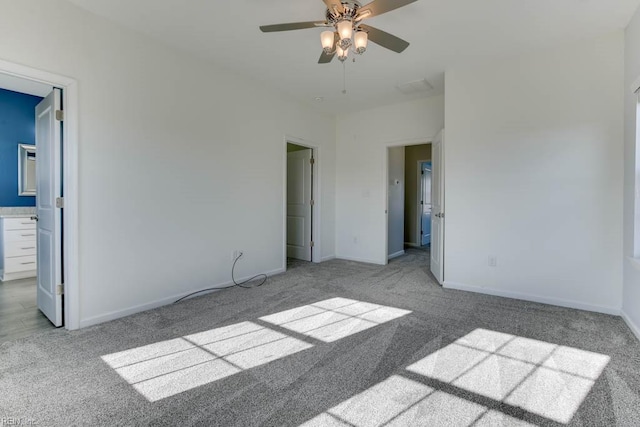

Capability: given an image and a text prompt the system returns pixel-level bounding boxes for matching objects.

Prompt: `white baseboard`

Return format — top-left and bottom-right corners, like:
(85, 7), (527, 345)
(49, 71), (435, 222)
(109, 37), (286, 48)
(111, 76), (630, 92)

(621, 310), (640, 343)
(79, 267), (285, 329)
(388, 250), (405, 260)
(443, 281), (621, 316)
(335, 255), (385, 265)
(321, 255), (336, 262)
(0, 269), (37, 282)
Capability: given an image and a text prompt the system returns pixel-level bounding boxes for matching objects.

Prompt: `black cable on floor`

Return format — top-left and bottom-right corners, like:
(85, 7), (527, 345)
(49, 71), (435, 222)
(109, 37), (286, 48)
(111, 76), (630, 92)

(173, 253), (268, 304)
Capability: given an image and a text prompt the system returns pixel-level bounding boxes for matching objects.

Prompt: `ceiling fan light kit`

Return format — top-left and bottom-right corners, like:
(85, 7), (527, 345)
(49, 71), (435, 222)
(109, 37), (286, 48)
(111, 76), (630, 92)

(259, 0), (416, 64)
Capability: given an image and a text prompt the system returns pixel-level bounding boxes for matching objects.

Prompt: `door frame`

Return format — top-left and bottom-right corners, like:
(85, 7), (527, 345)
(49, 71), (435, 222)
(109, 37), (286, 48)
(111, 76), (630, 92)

(282, 136), (322, 268)
(416, 159), (431, 246)
(383, 138), (434, 264)
(0, 59), (80, 330)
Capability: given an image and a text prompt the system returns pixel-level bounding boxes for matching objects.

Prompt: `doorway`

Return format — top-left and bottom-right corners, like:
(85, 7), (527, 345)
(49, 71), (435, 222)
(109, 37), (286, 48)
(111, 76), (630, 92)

(386, 143), (432, 261)
(0, 81), (60, 341)
(384, 131), (444, 282)
(419, 161), (432, 247)
(0, 60), (79, 334)
(286, 142), (314, 264)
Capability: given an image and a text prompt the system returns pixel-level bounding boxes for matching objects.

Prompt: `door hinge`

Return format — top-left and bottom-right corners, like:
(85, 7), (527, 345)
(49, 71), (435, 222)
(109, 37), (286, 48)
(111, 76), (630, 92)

(55, 110), (64, 121)
(310, 199), (314, 206)
(56, 284), (64, 295)
(56, 197), (64, 208)
(310, 158), (315, 165)
(421, 170), (424, 175)
(310, 241), (314, 248)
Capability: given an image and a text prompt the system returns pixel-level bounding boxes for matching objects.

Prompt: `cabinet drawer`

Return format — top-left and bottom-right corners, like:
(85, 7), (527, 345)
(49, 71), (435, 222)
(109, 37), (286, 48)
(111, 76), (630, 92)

(3, 218), (36, 231)
(3, 229), (37, 242)
(5, 240), (37, 257)
(5, 255), (37, 273)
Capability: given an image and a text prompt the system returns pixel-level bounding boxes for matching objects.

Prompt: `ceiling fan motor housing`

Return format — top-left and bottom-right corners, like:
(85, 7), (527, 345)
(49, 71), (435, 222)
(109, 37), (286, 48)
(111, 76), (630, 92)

(325, 1), (361, 24)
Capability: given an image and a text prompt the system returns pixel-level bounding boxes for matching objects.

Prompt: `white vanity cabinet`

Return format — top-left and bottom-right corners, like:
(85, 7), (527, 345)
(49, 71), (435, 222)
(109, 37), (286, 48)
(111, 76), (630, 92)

(0, 216), (37, 281)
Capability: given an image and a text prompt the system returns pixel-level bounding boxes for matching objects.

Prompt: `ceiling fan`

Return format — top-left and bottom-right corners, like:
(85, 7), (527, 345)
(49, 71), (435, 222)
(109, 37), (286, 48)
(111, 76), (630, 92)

(260, 0), (417, 64)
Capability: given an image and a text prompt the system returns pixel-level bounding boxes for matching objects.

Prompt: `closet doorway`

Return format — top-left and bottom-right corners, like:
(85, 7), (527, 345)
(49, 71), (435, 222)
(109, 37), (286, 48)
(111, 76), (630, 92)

(286, 142), (314, 262)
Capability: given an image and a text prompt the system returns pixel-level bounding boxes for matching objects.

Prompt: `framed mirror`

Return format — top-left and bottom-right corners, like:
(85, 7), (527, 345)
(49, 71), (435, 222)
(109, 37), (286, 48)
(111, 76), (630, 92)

(18, 143), (36, 196)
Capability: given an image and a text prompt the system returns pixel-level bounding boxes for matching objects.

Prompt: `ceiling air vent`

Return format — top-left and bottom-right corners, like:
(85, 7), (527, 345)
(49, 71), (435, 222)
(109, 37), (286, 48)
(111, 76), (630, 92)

(396, 78), (433, 95)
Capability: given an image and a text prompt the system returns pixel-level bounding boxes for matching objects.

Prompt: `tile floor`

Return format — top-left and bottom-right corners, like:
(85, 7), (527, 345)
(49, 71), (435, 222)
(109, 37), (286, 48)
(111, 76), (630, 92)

(0, 277), (54, 344)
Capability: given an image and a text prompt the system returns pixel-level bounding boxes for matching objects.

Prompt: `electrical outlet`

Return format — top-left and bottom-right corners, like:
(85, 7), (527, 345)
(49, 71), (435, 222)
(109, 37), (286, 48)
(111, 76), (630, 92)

(488, 255), (497, 267)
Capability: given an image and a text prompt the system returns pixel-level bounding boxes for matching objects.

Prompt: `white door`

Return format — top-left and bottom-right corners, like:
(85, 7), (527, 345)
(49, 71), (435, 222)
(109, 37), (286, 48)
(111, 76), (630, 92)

(421, 162), (432, 246)
(430, 130), (444, 284)
(287, 149), (312, 261)
(36, 88), (63, 326)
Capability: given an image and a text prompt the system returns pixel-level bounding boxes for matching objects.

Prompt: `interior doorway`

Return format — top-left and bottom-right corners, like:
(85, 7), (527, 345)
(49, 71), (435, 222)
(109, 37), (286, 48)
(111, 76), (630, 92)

(386, 143), (432, 261)
(0, 61), (78, 337)
(286, 142), (314, 263)
(0, 79), (61, 341)
(419, 161), (432, 247)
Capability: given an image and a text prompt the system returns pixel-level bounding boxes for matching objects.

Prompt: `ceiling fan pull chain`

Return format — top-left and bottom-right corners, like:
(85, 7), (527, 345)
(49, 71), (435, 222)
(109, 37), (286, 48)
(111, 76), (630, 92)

(342, 61), (347, 95)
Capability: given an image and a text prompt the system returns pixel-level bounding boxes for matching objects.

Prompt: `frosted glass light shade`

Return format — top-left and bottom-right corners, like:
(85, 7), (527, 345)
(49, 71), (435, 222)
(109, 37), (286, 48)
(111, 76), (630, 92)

(354, 30), (368, 53)
(337, 45), (348, 61)
(321, 31), (335, 51)
(337, 19), (352, 42)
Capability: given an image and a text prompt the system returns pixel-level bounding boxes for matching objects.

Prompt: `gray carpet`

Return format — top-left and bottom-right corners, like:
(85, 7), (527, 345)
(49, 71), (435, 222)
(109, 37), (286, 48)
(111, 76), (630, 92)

(1, 248), (639, 426)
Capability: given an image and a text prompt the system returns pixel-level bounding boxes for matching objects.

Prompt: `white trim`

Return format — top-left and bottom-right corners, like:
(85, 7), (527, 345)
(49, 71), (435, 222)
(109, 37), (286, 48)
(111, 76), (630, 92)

(628, 256), (640, 272)
(335, 255), (385, 265)
(80, 267), (286, 328)
(321, 255), (336, 262)
(0, 59), (80, 330)
(383, 137), (434, 265)
(443, 281), (621, 316)
(388, 250), (405, 260)
(283, 136), (322, 268)
(621, 310), (640, 343)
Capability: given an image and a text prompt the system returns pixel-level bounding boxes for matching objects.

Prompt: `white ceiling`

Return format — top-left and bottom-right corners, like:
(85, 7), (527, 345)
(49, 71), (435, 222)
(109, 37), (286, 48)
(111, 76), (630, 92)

(66, 0), (640, 114)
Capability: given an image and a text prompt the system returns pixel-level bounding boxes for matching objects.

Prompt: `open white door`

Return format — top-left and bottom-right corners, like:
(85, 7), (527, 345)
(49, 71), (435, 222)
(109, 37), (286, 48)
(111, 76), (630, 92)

(430, 130), (444, 284)
(420, 162), (432, 246)
(36, 88), (63, 326)
(287, 149), (313, 261)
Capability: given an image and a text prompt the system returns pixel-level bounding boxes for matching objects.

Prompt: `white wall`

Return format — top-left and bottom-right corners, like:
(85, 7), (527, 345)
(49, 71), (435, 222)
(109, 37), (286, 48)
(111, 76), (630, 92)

(0, 0), (336, 327)
(335, 96), (445, 264)
(444, 32), (625, 314)
(623, 7), (640, 339)
(387, 146), (405, 258)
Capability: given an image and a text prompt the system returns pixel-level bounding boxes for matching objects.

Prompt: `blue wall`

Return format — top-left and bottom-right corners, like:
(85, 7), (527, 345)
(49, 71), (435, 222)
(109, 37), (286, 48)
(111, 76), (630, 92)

(0, 88), (43, 207)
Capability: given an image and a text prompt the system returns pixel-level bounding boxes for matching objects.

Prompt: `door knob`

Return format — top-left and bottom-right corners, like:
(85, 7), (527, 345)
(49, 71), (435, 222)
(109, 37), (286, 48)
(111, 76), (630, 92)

(30, 216), (38, 221)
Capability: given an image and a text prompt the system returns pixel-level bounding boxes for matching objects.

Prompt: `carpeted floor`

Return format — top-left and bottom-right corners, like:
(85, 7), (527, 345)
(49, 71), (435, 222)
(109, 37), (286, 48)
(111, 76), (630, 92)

(1, 248), (639, 426)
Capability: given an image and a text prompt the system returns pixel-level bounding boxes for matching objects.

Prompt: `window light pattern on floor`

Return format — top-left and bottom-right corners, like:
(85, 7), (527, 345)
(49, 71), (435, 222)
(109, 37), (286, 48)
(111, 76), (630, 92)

(102, 321), (312, 401)
(102, 298), (411, 402)
(300, 375), (536, 427)
(406, 328), (610, 424)
(301, 329), (609, 426)
(259, 297), (412, 342)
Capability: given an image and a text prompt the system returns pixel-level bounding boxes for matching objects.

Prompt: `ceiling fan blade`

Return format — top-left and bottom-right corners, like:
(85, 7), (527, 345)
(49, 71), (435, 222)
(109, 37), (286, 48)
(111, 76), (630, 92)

(260, 21), (326, 32)
(323, 0), (345, 16)
(359, 24), (410, 53)
(356, 0), (417, 20)
(318, 50), (336, 64)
